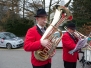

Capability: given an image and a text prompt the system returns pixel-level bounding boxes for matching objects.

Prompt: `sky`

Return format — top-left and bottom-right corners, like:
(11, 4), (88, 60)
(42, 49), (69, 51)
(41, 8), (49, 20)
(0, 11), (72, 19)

(45, 0), (71, 7)
(45, 0), (71, 11)
(64, 0), (69, 3)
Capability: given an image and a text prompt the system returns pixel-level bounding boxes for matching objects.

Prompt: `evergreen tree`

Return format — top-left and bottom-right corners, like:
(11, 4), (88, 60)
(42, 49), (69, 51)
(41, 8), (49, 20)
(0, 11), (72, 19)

(69, 0), (91, 25)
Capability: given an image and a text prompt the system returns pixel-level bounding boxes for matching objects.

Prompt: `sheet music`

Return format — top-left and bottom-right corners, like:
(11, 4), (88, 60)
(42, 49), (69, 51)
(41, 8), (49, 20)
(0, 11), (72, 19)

(68, 37), (88, 55)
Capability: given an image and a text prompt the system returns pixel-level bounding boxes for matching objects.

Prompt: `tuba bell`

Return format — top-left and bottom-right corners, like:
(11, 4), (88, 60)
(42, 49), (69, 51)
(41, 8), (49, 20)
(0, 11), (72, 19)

(34, 5), (73, 61)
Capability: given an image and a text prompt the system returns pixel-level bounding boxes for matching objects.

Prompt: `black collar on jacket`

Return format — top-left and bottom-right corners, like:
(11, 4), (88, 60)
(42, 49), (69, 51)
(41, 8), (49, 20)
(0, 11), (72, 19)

(36, 25), (43, 36)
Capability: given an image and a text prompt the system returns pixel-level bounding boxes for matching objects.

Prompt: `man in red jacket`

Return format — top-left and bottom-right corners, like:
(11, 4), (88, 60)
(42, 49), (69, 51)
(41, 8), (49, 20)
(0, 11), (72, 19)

(24, 9), (53, 68)
(62, 22), (79, 68)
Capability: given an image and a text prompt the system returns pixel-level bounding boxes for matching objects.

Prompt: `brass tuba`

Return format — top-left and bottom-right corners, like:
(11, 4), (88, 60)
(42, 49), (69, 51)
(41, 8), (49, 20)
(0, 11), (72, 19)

(34, 4), (73, 61)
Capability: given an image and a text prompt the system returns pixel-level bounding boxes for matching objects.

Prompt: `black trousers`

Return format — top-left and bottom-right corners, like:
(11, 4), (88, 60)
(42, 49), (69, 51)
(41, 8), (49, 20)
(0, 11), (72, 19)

(64, 61), (77, 68)
(32, 63), (51, 68)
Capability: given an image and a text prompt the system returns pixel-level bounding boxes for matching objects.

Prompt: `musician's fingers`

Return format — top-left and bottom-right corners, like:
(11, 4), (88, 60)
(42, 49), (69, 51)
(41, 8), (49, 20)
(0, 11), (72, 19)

(45, 42), (52, 50)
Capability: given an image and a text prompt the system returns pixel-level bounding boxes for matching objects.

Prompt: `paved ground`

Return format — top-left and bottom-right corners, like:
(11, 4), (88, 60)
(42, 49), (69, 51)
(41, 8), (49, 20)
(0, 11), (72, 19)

(1, 48), (91, 68)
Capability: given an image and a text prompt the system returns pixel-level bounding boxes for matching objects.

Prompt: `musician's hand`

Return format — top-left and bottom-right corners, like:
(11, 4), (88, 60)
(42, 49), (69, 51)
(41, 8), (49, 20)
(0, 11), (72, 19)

(40, 39), (52, 50)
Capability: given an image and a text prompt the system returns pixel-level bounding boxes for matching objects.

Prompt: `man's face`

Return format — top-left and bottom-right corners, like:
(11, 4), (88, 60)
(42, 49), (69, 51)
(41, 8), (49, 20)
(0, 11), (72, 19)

(36, 16), (47, 27)
(67, 28), (75, 34)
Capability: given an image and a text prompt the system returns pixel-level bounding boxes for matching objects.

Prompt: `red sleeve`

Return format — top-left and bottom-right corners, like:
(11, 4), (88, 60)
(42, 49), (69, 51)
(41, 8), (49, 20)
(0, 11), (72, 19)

(62, 34), (76, 50)
(24, 28), (43, 51)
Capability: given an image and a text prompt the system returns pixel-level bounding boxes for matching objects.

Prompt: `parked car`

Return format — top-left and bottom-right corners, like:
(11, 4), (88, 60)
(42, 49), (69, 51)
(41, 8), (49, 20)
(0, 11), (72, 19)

(0, 32), (24, 49)
(53, 31), (66, 48)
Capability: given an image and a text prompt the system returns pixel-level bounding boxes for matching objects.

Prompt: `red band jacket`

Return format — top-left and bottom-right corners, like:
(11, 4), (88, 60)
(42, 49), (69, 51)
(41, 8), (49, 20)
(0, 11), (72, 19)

(24, 25), (51, 66)
(62, 32), (79, 62)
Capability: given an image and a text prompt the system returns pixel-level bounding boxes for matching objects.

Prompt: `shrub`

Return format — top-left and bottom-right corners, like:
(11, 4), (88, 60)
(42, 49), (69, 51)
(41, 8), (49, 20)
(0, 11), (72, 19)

(4, 18), (34, 36)
(78, 22), (91, 36)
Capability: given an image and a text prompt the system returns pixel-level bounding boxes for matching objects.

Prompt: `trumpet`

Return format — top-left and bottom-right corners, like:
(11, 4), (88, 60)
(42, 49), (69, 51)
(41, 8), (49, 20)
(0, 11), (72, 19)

(64, 26), (86, 40)
(74, 30), (87, 39)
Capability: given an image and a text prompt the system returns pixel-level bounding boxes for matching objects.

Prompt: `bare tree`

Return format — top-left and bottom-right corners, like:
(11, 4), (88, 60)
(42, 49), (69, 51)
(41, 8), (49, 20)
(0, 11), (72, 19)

(0, 0), (20, 22)
(20, 0), (63, 22)
(23, 0), (25, 19)
(0, 0), (72, 23)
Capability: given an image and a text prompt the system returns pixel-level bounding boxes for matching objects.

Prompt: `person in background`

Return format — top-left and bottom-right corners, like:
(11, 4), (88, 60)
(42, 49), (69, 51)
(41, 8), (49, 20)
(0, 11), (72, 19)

(24, 8), (54, 68)
(62, 22), (79, 68)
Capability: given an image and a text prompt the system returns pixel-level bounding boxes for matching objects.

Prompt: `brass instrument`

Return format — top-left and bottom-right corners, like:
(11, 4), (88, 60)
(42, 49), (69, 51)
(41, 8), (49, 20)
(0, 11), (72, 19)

(34, 4), (73, 61)
(74, 30), (87, 39)
(82, 32), (91, 50)
(64, 26), (91, 51)
(64, 26), (86, 40)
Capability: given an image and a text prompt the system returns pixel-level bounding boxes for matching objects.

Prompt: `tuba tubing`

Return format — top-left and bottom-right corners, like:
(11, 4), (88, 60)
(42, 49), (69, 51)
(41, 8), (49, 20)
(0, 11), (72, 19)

(41, 9), (63, 40)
